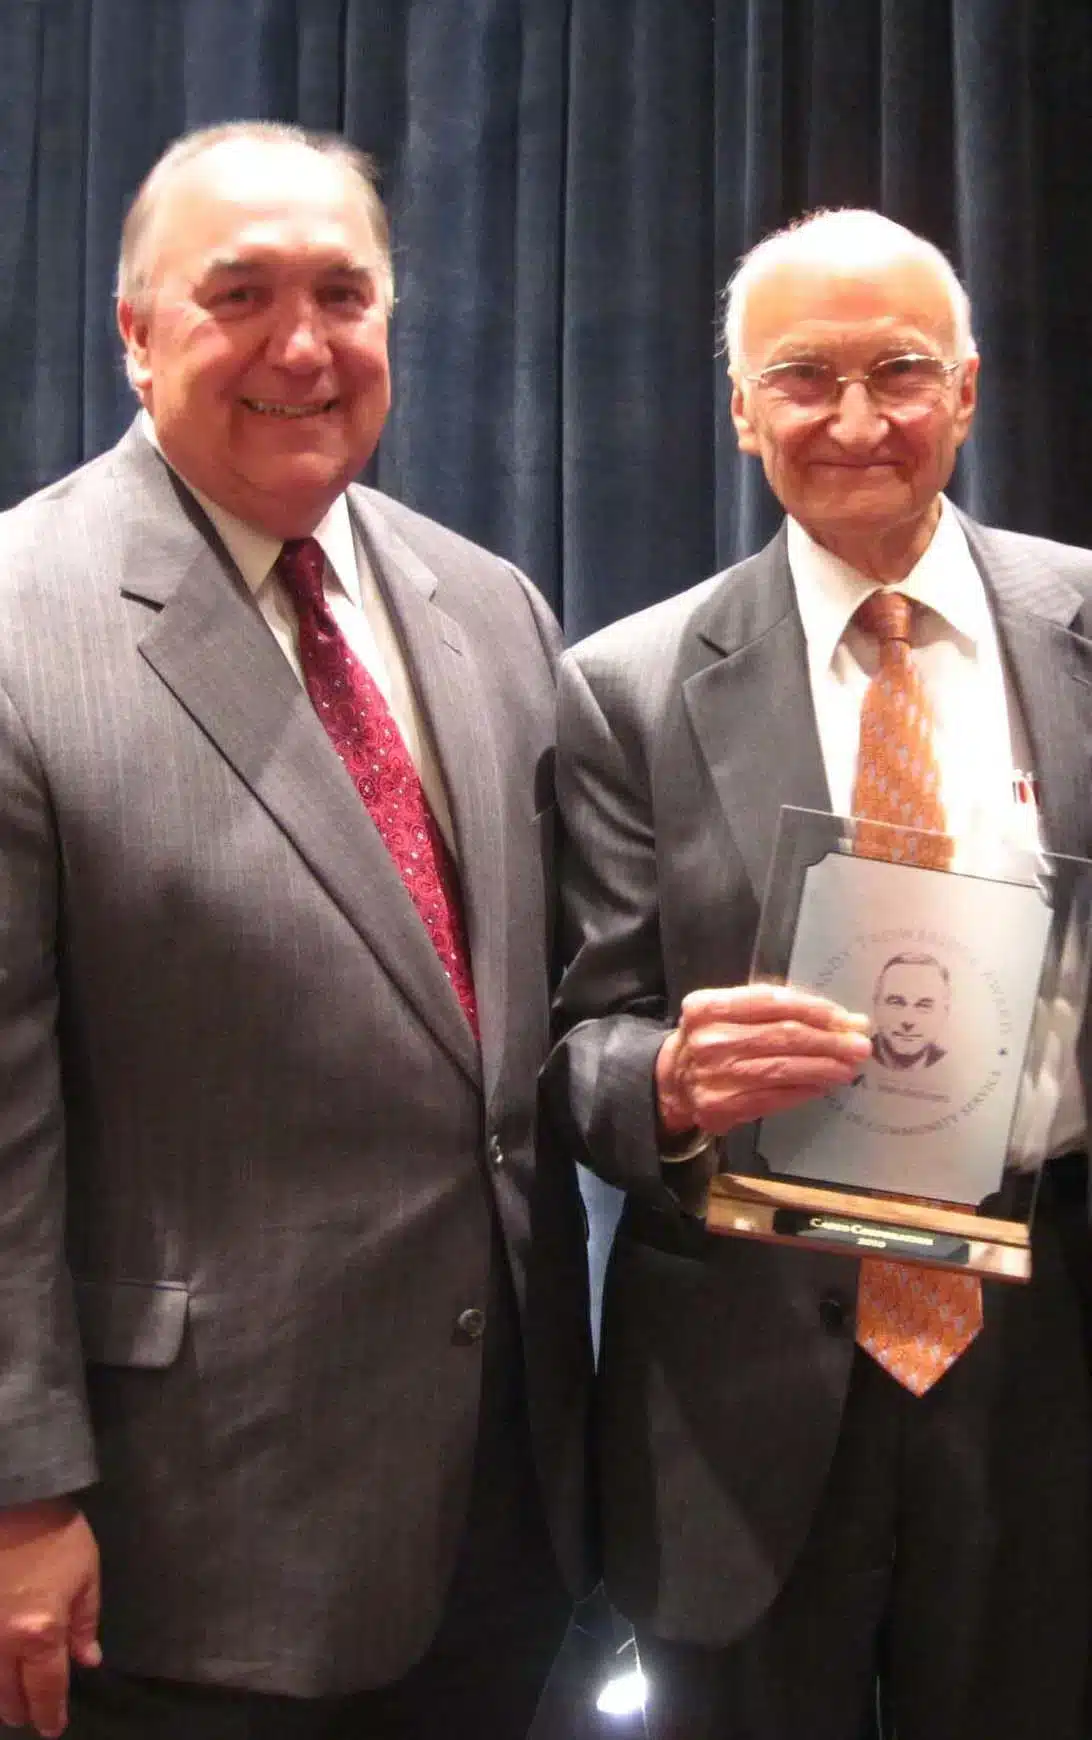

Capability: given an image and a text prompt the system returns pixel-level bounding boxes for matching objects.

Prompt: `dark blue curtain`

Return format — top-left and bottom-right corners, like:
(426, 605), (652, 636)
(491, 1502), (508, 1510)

(4, 0), (1092, 636)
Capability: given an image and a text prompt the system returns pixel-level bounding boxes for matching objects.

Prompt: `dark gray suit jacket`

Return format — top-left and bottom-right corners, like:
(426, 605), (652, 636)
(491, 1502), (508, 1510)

(545, 514), (1092, 1644)
(0, 422), (593, 1694)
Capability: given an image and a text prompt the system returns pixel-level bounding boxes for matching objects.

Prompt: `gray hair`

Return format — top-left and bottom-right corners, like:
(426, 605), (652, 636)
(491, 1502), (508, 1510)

(722, 209), (975, 372)
(116, 119), (394, 315)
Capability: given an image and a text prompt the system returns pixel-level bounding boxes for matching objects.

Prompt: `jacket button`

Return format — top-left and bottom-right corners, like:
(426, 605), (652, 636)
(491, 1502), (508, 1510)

(488, 1136), (505, 1168)
(819, 1294), (850, 1335)
(455, 1307), (487, 1342)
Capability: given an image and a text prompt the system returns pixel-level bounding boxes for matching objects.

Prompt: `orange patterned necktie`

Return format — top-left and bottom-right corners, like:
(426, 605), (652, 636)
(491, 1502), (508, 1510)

(851, 589), (983, 1395)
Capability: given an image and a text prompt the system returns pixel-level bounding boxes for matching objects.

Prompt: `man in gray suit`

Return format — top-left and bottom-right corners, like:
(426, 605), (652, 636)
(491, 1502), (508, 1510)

(0, 121), (592, 1739)
(545, 210), (1091, 1739)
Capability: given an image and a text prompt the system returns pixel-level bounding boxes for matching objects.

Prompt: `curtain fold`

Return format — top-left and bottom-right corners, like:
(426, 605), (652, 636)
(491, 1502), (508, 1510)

(373, 0), (569, 612)
(3, 0), (1092, 631)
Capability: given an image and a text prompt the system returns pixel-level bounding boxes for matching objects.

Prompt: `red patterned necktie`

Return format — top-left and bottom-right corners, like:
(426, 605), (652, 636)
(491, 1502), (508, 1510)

(851, 589), (982, 1394)
(276, 537), (478, 1039)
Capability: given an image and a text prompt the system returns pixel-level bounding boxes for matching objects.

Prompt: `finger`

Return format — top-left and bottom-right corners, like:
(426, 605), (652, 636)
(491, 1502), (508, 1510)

(684, 1057), (863, 1127)
(693, 1050), (864, 1098)
(68, 1633), (102, 1669)
(67, 1575), (101, 1670)
(682, 1020), (873, 1069)
(0, 1658), (30, 1731)
(681, 983), (869, 1034)
(18, 1643), (69, 1740)
(673, 1038), (867, 1126)
(762, 1051), (865, 1087)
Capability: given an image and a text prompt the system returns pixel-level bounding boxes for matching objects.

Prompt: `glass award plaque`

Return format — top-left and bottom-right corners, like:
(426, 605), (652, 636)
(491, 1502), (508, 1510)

(705, 808), (1092, 1281)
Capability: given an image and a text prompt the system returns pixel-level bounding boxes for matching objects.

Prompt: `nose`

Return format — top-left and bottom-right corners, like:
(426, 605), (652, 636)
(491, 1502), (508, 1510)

(267, 297), (331, 370)
(826, 378), (888, 446)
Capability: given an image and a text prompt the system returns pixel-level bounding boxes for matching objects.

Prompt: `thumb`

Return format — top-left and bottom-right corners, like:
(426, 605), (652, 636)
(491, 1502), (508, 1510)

(67, 1574), (102, 1669)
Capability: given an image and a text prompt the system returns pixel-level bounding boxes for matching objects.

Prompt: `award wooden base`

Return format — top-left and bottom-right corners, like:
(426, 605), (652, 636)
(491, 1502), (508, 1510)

(706, 1172), (1031, 1281)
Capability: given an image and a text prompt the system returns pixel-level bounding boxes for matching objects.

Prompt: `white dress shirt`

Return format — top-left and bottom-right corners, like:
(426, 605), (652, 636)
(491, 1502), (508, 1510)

(788, 498), (1082, 1156)
(789, 499), (1038, 851)
(140, 413), (457, 853)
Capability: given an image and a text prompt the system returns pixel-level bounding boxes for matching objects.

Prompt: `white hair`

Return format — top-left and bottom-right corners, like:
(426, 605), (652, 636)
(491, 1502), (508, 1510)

(722, 209), (976, 372)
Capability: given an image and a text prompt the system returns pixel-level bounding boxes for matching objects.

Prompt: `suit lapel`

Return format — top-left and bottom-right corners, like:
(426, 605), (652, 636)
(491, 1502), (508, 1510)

(683, 531), (831, 902)
(961, 515), (1092, 861)
(353, 494), (509, 1104)
(685, 513), (1092, 892)
(113, 426), (481, 1083)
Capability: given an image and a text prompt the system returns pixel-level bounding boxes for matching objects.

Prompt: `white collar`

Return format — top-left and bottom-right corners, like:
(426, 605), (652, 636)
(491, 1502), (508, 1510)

(139, 410), (361, 606)
(787, 497), (989, 672)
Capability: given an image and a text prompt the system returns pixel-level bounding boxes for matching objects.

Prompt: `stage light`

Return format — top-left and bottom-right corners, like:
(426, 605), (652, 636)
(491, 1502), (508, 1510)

(595, 1667), (648, 1716)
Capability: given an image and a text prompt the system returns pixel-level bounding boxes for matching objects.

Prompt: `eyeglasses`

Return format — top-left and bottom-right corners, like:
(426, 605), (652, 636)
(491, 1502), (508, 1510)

(743, 353), (963, 413)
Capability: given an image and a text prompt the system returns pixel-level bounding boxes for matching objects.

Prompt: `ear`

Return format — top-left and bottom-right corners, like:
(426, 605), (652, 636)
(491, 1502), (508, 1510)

(951, 353), (979, 448)
(117, 297), (154, 406)
(730, 375), (760, 456)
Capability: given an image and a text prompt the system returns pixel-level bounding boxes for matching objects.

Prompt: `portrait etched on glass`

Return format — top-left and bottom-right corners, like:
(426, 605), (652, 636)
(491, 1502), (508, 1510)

(871, 952), (950, 1073)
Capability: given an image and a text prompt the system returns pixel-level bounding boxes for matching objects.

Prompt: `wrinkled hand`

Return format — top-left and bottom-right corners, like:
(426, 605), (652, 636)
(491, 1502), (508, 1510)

(0, 1499), (101, 1737)
(656, 983), (872, 1138)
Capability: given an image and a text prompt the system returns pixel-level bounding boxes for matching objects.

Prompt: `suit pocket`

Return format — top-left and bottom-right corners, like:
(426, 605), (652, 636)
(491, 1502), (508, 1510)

(75, 1278), (189, 1369)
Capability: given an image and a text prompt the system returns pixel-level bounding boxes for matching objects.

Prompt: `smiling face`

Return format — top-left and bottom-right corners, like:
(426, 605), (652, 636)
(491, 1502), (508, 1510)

(731, 252), (978, 576)
(873, 957), (950, 1067)
(117, 139), (391, 538)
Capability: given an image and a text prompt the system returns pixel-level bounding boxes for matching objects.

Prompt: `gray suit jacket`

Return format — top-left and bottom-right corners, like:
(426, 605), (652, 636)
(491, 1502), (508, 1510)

(0, 421), (592, 1694)
(545, 514), (1092, 1644)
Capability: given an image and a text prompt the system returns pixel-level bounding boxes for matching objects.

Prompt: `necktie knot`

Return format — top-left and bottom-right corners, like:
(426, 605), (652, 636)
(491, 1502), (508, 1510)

(276, 537), (327, 611)
(855, 588), (912, 646)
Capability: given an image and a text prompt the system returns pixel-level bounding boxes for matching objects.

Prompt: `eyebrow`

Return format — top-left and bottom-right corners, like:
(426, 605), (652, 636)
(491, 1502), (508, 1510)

(767, 343), (827, 359)
(766, 339), (935, 363)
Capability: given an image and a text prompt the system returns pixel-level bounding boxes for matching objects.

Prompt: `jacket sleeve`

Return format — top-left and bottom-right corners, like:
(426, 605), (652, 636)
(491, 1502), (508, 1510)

(542, 646), (694, 1210)
(0, 675), (96, 1504)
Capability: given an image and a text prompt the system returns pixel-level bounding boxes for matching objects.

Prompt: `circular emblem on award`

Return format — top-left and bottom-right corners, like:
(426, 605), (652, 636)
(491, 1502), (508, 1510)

(813, 927), (1013, 1140)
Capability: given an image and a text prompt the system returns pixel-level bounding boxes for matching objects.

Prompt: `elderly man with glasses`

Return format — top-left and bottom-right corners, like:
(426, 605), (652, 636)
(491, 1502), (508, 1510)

(545, 208), (1092, 1739)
